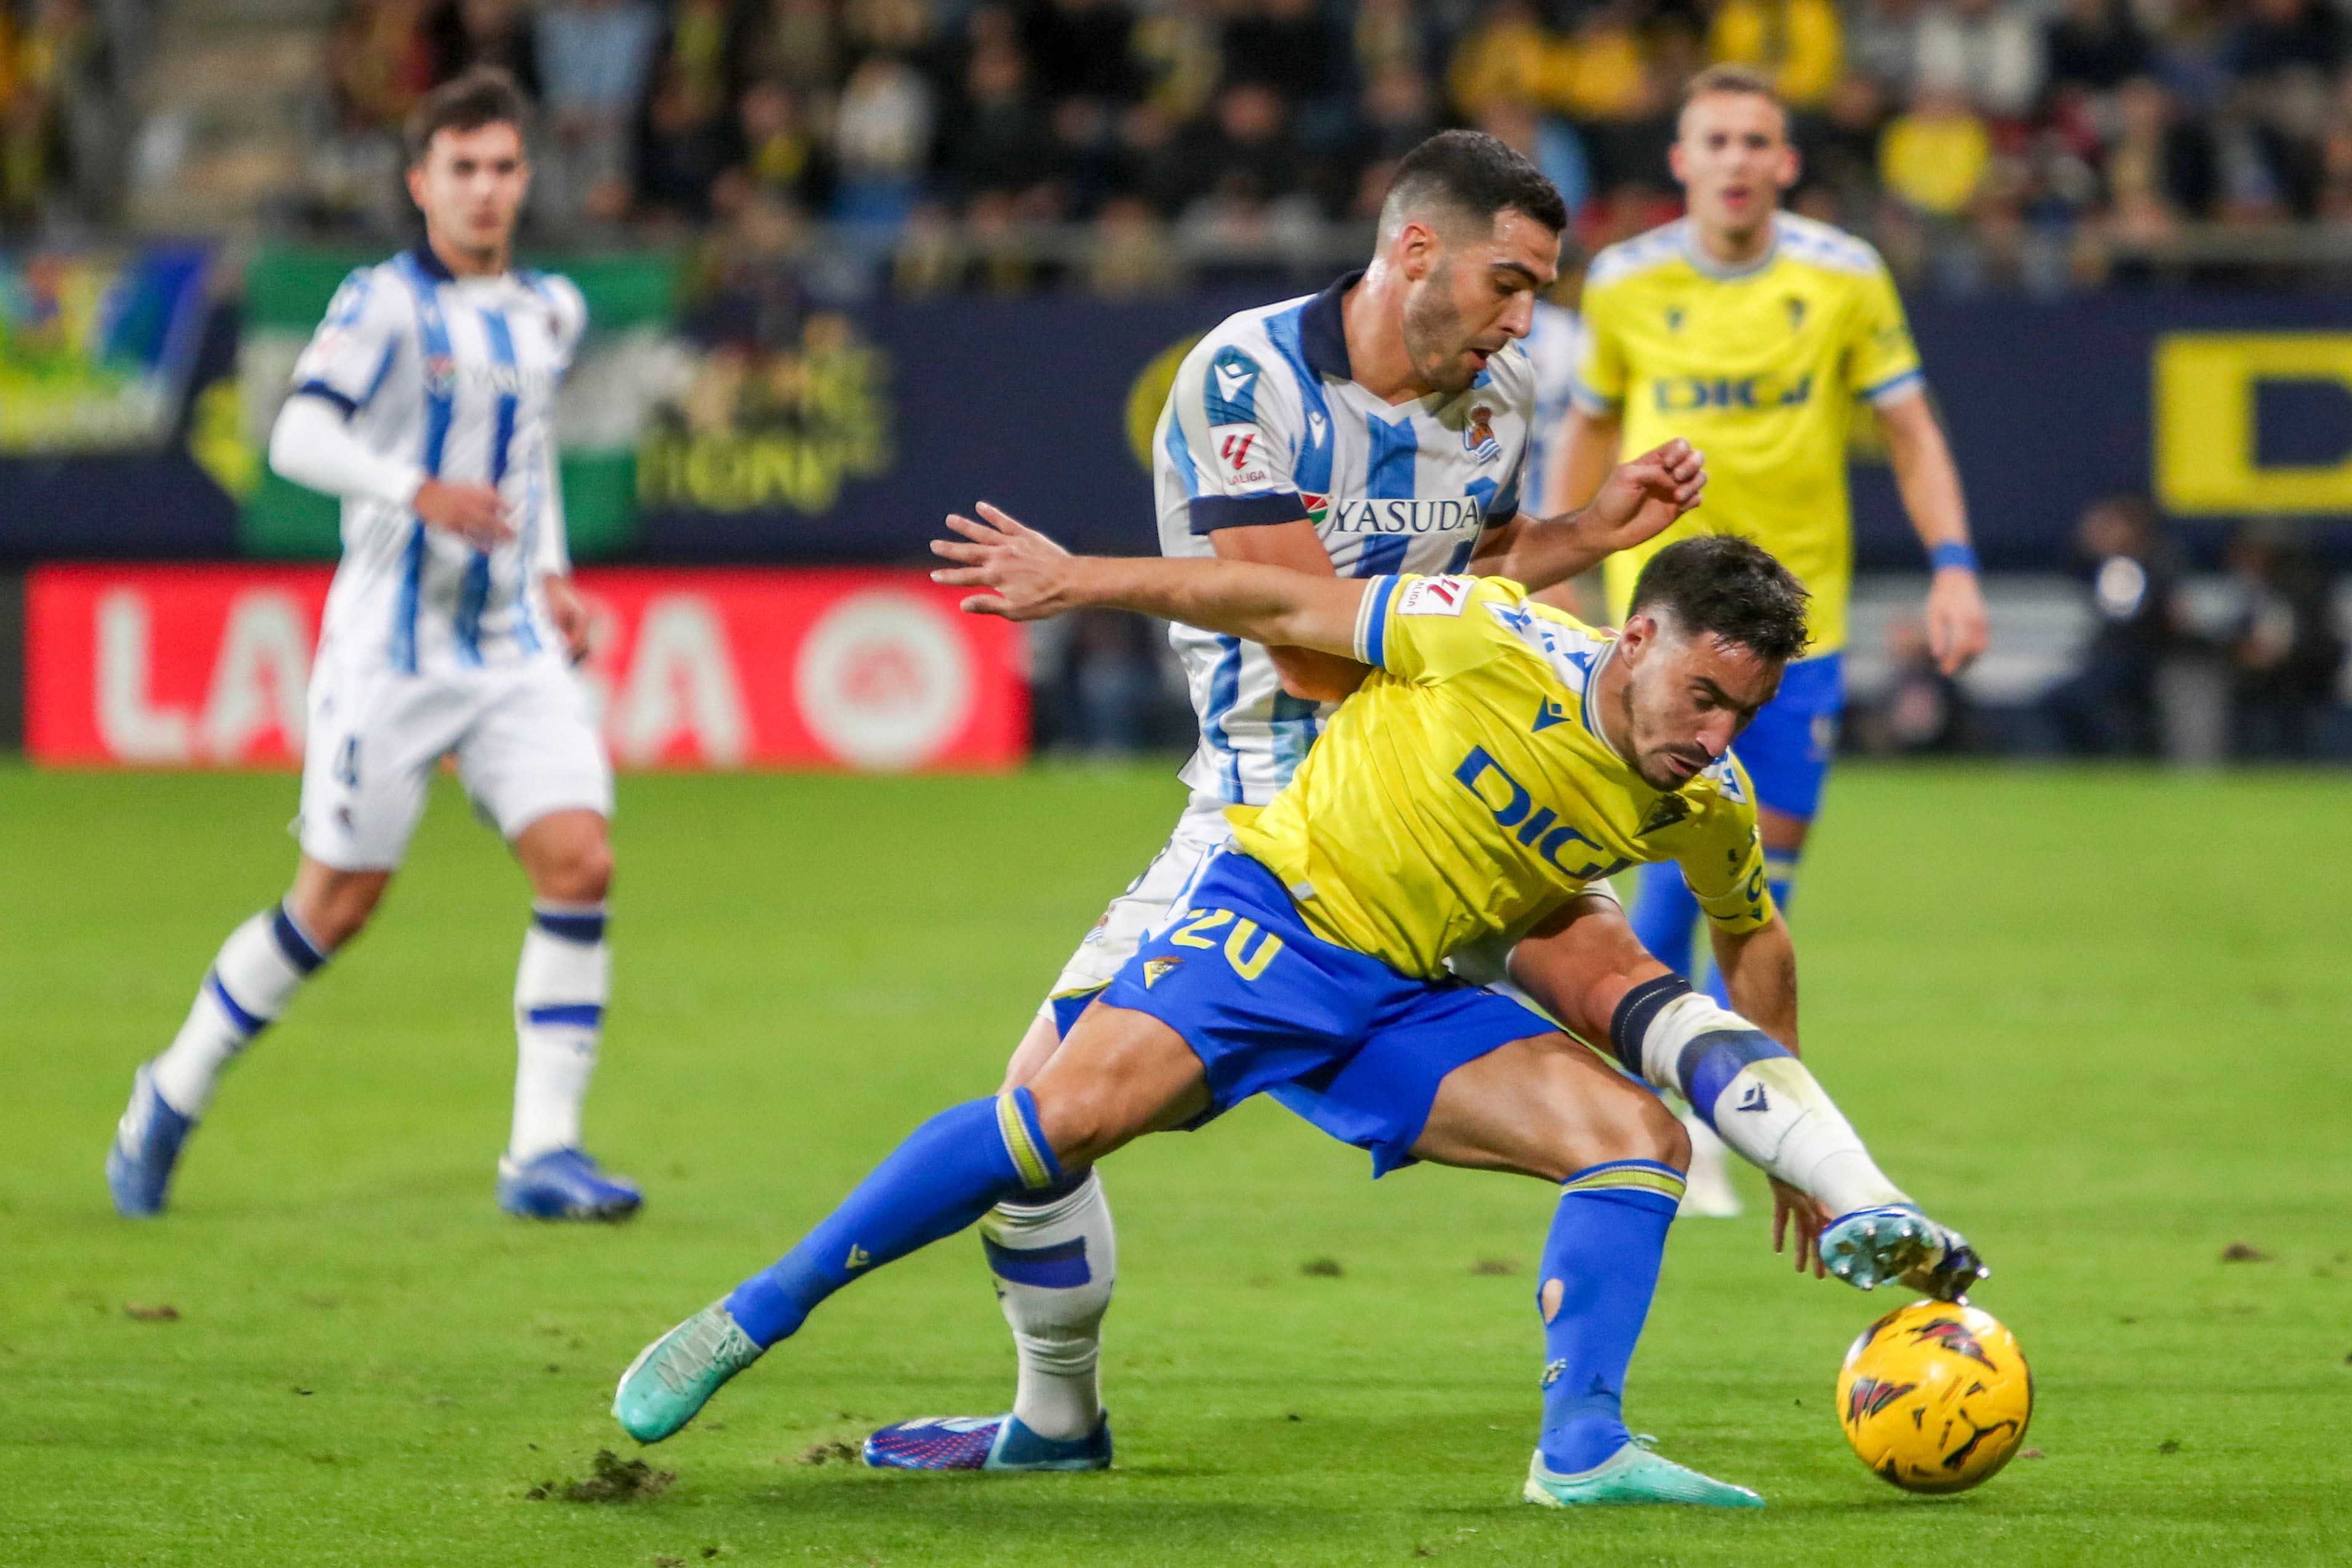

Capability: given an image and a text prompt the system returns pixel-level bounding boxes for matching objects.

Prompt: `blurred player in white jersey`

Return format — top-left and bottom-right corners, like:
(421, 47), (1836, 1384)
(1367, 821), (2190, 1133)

(862, 130), (1706, 1473)
(105, 68), (640, 1222)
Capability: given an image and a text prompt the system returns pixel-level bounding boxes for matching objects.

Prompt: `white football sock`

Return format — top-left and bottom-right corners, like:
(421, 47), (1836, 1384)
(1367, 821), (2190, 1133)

(150, 904), (328, 1117)
(508, 903), (609, 1162)
(1622, 986), (1909, 1218)
(983, 1168), (1116, 1441)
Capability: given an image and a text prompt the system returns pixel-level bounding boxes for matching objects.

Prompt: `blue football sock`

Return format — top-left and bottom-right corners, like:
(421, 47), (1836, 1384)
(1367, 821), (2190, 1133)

(1537, 1161), (1685, 1475)
(1629, 861), (1700, 979)
(725, 1090), (1064, 1348)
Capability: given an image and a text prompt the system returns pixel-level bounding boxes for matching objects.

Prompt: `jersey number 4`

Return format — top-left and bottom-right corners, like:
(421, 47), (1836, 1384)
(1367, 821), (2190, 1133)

(1167, 908), (1284, 981)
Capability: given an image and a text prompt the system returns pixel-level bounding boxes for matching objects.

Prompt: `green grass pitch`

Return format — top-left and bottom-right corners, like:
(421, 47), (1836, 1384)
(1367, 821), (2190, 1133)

(4, 761), (2351, 1566)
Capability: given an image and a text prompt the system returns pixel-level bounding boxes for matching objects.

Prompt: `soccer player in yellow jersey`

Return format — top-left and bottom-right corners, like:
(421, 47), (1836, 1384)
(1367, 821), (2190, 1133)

(1548, 65), (1990, 1216)
(615, 516), (1986, 1512)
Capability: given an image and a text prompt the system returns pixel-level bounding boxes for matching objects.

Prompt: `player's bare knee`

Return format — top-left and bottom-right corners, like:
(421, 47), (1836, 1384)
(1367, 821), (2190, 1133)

(559, 839), (615, 903)
(1031, 1083), (1123, 1170)
(1555, 1071), (1688, 1181)
(1639, 1093), (1693, 1173)
(288, 868), (387, 951)
(530, 835), (613, 904)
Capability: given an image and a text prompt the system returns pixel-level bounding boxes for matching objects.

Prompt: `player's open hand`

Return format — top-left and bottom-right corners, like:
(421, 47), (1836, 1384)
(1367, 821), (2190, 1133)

(1923, 564), (1989, 676)
(1771, 1179), (1832, 1279)
(415, 478), (514, 548)
(932, 502), (1076, 620)
(1584, 439), (1706, 552)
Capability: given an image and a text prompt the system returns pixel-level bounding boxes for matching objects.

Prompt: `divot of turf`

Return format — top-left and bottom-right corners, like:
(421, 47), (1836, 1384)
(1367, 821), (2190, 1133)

(526, 1449), (677, 1502)
(796, 1439), (860, 1465)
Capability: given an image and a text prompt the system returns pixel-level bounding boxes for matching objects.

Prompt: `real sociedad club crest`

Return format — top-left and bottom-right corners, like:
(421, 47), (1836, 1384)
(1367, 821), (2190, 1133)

(424, 352), (457, 393)
(1463, 405), (1501, 464)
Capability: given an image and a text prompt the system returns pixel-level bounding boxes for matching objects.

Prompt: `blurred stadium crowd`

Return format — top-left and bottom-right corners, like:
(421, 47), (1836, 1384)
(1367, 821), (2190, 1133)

(1, 0), (2344, 764)
(10, 0), (2352, 289)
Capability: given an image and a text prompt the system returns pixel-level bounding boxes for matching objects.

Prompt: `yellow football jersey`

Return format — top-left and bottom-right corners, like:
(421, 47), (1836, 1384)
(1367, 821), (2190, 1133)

(1574, 213), (1924, 655)
(1229, 574), (1773, 980)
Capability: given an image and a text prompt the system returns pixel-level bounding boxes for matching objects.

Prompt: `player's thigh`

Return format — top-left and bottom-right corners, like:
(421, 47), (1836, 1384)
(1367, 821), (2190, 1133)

(1025, 1003), (1214, 1168)
(297, 666), (466, 873)
(456, 660), (614, 844)
(999, 1013), (1066, 1095)
(1412, 1032), (1687, 1183)
(1022, 795), (1232, 1069)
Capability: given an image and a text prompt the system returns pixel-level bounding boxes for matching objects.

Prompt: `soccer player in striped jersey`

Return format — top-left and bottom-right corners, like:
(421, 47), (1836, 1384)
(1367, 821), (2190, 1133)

(104, 68), (640, 1222)
(861, 131), (1704, 1474)
(614, 523), (1987, 1510)
(1547, 65), (1990, 1218)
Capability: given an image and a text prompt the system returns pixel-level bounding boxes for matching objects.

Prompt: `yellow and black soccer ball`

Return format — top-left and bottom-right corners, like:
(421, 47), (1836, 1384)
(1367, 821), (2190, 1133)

(1835, 1300), (2032, 1494)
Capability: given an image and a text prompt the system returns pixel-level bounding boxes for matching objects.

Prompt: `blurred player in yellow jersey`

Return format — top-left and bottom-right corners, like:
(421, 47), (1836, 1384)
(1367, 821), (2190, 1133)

(1548, 65), (1990, 1216)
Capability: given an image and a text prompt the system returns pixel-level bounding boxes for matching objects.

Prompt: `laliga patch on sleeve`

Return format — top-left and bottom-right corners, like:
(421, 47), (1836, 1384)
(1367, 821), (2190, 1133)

(1397, 576), (1473, 617)
(1208, 424), (1277, 490)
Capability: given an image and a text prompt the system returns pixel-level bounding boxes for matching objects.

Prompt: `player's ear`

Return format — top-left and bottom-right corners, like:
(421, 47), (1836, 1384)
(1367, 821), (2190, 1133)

(405, 159), (430, 212)
(1776, 141), (1800, 192)
(1667, 141), (1688, 188)
(1397, 218), (1440, 282)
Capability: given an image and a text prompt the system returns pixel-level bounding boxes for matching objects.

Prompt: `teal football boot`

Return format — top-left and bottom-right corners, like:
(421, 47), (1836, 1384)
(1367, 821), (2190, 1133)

(613, 1301), (763, 1443)
(1818, 1204), (1988, 1301)
(1522, 1439), (1764, 1508)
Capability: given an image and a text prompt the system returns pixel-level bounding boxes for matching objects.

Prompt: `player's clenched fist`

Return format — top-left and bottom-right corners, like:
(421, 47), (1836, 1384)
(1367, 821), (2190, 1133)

(932, 502), (1076, 620)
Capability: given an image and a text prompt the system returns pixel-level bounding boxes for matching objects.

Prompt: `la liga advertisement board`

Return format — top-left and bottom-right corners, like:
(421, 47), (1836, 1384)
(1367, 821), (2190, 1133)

(25, 565), (1027, 772)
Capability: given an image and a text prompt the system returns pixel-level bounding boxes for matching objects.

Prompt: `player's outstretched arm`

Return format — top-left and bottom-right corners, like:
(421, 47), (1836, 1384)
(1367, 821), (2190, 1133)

(1472, 438), (1706, 592)
(934, 503), (1368, 658)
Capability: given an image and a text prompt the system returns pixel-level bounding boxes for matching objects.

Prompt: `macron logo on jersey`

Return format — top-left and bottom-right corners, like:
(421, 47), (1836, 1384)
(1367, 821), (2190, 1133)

(1214, 361), (1256, 403)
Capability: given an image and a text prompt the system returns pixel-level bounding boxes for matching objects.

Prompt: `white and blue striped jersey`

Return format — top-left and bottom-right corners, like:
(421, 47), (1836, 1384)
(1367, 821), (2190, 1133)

(1153, 269), (1539, 806)
(290, 246), (586, 675)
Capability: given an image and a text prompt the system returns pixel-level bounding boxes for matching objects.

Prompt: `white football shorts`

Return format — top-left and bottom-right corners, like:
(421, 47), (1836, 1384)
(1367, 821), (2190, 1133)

(1036, 791), (1235, 1028)
(296, 651), (614, 871)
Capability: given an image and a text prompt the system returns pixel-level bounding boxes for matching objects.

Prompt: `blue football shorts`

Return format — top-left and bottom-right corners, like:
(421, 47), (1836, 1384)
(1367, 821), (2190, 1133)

(1730, 651), (1845, 822)
(1098, 848), (1556, 1176)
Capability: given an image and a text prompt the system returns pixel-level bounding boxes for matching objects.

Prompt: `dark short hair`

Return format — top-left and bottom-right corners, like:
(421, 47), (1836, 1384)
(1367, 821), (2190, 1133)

(405, 66), (530, 167)
(1627, 535), (1811, 662)
(1380, 130), (1568, 240)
